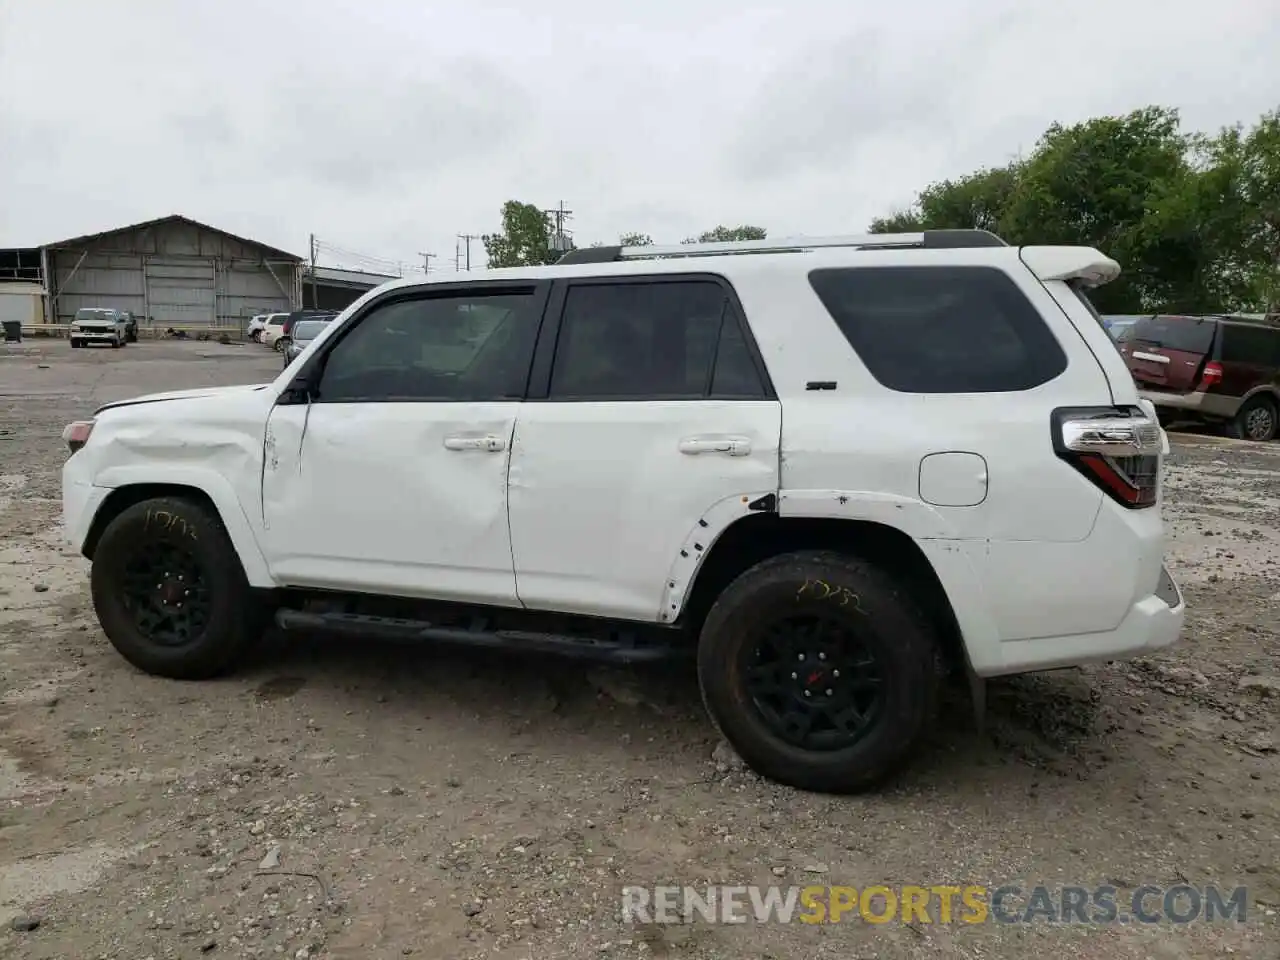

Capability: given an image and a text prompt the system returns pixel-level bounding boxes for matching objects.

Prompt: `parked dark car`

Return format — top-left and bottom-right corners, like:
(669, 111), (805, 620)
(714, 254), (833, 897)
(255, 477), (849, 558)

(275, 309), (337, 350)
(1121, 314), (1280, 441)
(282, 317), (333, 367)
(120, 311), (139, 343)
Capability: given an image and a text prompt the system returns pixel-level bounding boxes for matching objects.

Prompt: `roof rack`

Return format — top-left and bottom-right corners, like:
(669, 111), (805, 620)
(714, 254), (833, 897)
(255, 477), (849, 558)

(557, 229), (1007, 265)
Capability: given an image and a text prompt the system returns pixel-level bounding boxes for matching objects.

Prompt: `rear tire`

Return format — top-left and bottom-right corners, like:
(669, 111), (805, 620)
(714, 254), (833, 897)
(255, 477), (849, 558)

(274, 337), (289, 353)
(90, 496), (264, 679)
(697, 550), (939, 794)
(1229, 395), (1278, 442)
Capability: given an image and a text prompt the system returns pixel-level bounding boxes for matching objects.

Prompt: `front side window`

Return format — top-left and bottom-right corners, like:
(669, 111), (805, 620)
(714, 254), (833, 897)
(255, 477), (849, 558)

(315, 289), (539, 402)
(547, 279), (767, 400)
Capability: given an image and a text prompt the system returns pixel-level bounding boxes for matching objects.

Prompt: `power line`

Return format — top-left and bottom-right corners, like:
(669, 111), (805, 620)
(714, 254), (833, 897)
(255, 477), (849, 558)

(311, 236), (424, 277)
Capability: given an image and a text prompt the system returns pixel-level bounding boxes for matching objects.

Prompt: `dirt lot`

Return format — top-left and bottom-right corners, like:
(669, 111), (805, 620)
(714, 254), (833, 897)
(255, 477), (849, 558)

(0, 338), (1277, 959)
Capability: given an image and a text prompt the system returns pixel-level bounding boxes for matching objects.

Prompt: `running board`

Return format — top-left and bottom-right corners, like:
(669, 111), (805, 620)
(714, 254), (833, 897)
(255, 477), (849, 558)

(273, 609), (691, 664)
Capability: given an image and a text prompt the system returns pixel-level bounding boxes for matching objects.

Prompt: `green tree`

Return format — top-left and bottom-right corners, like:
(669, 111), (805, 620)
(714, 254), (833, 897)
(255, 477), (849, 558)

(619, 232), (654, 246)
(683, 225), (768, 244)
(482, 201), (568, 267)
(868, 210), (924, 233)
(999, 107), (1198, 311)
(1195, 109), (1280, 312)
(870, 167), (1019, 235)
(867, 106), (1260, 313)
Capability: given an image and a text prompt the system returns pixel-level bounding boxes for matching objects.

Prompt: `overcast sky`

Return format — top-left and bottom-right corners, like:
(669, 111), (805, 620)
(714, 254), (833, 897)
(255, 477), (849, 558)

(1, 0), (1277, 274)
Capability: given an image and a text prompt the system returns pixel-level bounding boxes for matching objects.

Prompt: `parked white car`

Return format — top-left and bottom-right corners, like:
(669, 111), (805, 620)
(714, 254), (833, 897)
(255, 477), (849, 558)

(60, 229), (1184, 793)
(246, 314), (270, 342)
(70, 308), (130, 348)
(259, 312), (290, 348)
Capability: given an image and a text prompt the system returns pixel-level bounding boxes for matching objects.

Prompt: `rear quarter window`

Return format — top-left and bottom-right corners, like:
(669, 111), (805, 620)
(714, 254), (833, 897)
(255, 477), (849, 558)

(1218, 322), (1280, 366)
(807, 265), (1067, 393)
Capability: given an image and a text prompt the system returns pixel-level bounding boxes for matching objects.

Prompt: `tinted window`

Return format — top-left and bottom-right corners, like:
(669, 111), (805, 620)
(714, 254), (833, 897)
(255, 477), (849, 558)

(808, 266), (1067, 393)
(316, 290), (539, 402)
(292, 319), (331, 340)
(1219, 322), (1280, 366)
(1129, 316), (1216, 355)
(548, 280), (767, 399)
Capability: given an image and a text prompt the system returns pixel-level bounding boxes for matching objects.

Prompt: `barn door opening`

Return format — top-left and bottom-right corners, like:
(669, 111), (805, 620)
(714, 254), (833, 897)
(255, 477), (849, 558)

(144, 256), (215, 328)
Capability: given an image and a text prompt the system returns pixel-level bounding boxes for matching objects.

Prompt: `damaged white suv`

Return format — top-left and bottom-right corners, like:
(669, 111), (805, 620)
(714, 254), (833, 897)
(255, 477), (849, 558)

(61, 230), (1185, 793)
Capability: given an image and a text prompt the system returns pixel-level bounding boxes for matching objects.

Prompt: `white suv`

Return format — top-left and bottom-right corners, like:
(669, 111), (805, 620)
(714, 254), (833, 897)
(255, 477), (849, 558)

(60, 230), (1184, 793)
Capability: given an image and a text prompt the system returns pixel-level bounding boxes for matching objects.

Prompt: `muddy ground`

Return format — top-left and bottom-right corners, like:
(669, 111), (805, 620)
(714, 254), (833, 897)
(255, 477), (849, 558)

(0, 338), (1277, 959)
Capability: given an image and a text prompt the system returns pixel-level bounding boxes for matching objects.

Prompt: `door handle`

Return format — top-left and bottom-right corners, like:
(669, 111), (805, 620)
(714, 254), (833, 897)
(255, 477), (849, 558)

(679, 436), (751, 456)
(443, 434), (507, 452)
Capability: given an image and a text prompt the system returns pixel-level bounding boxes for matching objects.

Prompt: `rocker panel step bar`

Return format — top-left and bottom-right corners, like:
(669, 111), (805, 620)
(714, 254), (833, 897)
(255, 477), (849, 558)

(274, 609), (691, 664)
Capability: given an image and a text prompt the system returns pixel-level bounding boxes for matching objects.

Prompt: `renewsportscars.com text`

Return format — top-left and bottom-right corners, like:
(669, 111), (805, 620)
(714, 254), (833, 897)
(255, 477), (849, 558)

(621, 884), (1249, 926)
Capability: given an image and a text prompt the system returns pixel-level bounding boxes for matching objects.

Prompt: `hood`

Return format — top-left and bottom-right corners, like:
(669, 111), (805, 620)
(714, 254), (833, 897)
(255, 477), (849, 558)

(95, 383), (271, 414)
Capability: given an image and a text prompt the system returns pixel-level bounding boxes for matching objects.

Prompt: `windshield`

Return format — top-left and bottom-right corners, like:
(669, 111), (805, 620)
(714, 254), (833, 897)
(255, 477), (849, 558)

(292, 319), (330, 340)
(1130, 315), (1217, 354)
(74, 308), (115, 321)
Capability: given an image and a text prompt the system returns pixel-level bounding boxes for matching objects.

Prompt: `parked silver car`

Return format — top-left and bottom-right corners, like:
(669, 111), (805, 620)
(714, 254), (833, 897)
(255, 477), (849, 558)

(282, 317), (333, 367)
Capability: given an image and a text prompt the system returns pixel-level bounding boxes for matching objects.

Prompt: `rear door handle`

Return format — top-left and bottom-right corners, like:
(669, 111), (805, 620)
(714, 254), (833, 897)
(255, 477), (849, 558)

(443, 434), (507, 452)
(679, 436), (751, 456)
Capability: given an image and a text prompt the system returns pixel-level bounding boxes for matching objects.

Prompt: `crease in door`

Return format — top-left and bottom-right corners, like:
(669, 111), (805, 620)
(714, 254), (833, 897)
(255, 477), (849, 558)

(296, 393), (313, 472)
(504, 416), (527, 608)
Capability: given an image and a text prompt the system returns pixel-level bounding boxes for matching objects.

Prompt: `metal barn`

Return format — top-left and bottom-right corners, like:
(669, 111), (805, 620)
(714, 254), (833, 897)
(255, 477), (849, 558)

(42, 215), (304, 332)
(303, 265), (398, 311)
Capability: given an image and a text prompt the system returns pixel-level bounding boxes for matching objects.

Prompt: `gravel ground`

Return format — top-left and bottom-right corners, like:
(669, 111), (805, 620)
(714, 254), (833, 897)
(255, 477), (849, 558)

(0, 338), (1277, 959)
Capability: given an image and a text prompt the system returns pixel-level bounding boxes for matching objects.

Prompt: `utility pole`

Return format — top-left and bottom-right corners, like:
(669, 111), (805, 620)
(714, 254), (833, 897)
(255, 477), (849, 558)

(308, 233), (318, 309)
(543, 202), (573, 253)
(457, 234), (477, 271)
(418, 252), (437, 274)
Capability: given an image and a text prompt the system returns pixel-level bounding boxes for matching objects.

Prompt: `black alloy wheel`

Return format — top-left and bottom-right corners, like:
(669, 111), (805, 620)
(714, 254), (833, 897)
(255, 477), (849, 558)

(742, 612), (884, 752)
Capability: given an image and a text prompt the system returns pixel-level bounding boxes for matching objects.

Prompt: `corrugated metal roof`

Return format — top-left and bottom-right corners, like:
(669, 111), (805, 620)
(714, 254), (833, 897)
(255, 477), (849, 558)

(306, 265), (399, 287)
(41, 214), (302, 262)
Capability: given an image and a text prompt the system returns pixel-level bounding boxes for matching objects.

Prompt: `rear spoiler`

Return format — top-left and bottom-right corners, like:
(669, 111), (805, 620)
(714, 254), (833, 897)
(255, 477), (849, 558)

(1019, 246), (1120, 287)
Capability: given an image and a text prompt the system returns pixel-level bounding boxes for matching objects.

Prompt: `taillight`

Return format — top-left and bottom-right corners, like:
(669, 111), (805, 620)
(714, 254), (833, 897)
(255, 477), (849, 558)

(1198, 361), (1223, 390)
(62, 420), (95, 453)
(1052, 407), (1162, 509)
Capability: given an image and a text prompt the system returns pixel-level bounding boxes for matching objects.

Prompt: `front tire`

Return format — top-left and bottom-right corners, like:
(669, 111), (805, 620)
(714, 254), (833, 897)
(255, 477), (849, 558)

(1230, 395), (1278, 442)
(273, 337), (289, 353)
(70, 338), (81, 348)
(697, 550), (939, 794)
(90, 496), (263, 679)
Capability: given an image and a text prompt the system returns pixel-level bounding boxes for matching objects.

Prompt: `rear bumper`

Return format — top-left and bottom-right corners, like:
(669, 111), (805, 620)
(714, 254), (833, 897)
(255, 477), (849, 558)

(977, 565), (1184, 677)
(1138, 387), (1238, 419)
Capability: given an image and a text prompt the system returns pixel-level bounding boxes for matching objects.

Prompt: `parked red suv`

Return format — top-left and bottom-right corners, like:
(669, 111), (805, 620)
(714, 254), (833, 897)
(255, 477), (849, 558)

(1120, 314), (1280, 441)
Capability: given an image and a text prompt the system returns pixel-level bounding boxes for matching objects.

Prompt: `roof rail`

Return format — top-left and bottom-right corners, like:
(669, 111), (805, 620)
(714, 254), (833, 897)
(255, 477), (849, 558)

(557, 229), (1007, 265)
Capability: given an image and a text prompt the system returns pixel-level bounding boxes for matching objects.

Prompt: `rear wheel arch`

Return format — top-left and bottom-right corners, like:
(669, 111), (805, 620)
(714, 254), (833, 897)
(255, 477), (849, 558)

(675, 513), (966, 675)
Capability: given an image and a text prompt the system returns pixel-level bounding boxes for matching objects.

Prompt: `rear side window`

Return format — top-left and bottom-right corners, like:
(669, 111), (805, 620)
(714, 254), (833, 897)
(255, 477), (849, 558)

(808, 266), (1067, 393)
(1219, 323), (1280, 366)
(1129, 316), (1216, 355)
(548, 279), (769, 400)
